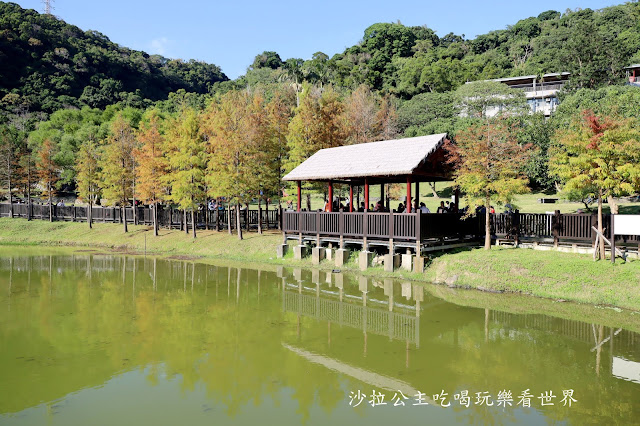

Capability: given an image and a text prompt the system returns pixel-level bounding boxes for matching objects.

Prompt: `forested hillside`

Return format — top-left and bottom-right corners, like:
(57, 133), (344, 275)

(0, 2), (227, 115)
(2, 1), (640, 120)
(240, 3), (640, 97)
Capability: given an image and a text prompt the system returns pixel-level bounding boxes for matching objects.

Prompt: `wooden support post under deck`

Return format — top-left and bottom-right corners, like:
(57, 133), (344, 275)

(406, 176), (412, 213)
(388, 210), (394, 253)
(316, 210), (321, 246)
(364, 179), (370, 211)
(296, 181), (301, 212)
(328, 180), (333, 212)
(339, 209), (344, 248)
(349, 185), (353, 212)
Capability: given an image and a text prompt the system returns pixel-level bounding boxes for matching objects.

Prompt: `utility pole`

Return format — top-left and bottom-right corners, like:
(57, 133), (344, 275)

(42, 0), (54, 15)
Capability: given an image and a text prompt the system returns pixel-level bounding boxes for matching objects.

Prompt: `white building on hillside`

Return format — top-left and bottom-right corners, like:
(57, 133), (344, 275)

(489, 72), (570, 117)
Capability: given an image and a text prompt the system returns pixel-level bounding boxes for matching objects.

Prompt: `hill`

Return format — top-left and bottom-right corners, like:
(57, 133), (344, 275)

(242, 4), (640, 98)
(0, 2), (228, 115)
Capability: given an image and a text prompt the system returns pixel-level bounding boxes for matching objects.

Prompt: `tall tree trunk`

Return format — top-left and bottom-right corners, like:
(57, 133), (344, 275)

(88, 202), (92, 229)
(27, 172), (31, 221)
(48, 186), (52, 222)
(153, 202), (158, 236)
(598, 189), (605, 260)
(123, 204), (128, 233)
(132, 195), (137, 225)
(236, 203), (243, 240)
(8, 171), (12, 218)
(485, 194), (491, 250)
(429, 182), (438, 198)
(191, 209), (197, 239)
(258, 198), (263, 235)
(227, 203), (232, 235)
(265, 198), (270, 229)
(184, 209), (188, 235)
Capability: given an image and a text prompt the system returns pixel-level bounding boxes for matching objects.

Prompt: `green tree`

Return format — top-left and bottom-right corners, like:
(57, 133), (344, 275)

(35, 138), (58, 222)
(204, 91), (252, 239)
(455, 80), (527, 119)
(75, 138), (101, 228)
(250, 51), (283, 70)
(286, 85), (347, 209)
(0, 125), (21, 217)
(99, 115), (136, 233)
(549, 111), (640, 260)
(449, 117), (534, 250)
(164, 109), (206, 238)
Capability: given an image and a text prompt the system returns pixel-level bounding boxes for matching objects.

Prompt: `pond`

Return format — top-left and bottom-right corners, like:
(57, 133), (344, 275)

(0, 249), (638, 425)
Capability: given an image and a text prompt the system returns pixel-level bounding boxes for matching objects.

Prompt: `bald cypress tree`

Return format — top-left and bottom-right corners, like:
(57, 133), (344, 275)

(100, 115), (136, 233)
(164, 108), (206, 239)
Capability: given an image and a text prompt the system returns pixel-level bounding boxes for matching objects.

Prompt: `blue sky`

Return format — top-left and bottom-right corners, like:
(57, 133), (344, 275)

(14, 0), (620, 79)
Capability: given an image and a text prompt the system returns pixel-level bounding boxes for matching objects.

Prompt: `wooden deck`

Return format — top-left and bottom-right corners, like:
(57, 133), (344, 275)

(282, 210), (481, 251)
(283, 210), (640, 252)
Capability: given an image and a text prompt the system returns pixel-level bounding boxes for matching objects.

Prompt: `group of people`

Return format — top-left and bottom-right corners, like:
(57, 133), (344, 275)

(436, 201), (459, 214)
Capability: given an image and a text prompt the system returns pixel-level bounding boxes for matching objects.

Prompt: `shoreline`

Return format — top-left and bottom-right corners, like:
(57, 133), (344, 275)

(1, 218), (639, 315)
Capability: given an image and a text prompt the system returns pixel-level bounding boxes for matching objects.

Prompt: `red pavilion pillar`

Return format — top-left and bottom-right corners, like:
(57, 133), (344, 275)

(364, 178), (370, 211)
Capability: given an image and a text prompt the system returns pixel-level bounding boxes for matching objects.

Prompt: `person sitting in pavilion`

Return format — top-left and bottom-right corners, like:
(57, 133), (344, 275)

(437, 201), (447, 213)
(419, 202), (430, 213)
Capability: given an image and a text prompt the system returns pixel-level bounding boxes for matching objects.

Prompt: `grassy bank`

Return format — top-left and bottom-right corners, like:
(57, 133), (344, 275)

(425, 247), (640, 311)
(1, 218), (639, 312)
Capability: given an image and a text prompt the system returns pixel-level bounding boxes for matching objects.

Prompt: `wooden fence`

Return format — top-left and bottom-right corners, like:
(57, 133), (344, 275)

(283, 209), (640, 248)
(0, 203), (281, 231)
(491, 210), (640, 247)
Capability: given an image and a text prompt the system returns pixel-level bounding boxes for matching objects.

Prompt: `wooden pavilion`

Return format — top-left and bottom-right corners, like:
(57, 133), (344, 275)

(283, 133), (455, 213)
(281, 134), (481, 259)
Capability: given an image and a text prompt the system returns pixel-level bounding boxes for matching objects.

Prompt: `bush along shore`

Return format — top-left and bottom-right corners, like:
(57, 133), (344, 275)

(1, 218), (639, 312)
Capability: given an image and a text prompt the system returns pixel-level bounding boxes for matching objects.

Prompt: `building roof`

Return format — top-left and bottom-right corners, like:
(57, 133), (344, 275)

(283, 133), (449, 182)
(479, 72), (570, 85)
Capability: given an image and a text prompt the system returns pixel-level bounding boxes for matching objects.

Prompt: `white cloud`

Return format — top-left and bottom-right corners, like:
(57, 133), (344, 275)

(149, 37), (170, 56)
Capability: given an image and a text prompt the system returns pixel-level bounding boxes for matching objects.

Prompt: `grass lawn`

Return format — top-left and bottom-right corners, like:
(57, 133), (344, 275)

(425, 245), (640, 311)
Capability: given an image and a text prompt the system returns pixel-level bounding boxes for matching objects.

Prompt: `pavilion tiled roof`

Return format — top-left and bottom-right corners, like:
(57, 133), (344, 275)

(283, 133), (448, 181)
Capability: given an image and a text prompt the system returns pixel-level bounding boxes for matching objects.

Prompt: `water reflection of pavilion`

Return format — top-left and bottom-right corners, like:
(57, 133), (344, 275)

(280, 268), (423, 347)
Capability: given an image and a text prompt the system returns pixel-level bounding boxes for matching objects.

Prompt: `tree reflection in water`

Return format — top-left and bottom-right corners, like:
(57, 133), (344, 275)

(0, 251), (639, 425)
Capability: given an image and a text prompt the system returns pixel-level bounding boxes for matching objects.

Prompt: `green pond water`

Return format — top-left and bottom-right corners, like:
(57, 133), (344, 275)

(0, 249), (639, 425)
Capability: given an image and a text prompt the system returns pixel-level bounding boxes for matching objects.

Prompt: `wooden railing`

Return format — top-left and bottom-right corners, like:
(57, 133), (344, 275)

(282, 210), (482, 244)
(0, 203), (281, 231)
(491, 211), (640, 246)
